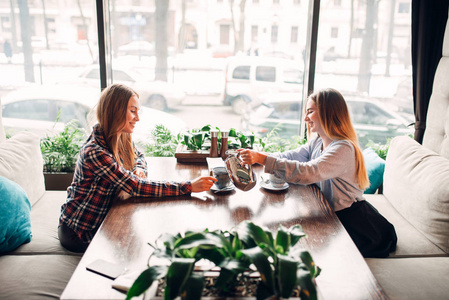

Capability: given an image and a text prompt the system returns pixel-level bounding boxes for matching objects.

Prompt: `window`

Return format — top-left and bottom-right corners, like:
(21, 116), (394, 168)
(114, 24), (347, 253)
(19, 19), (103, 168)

(255, 66), (276, 82)
(3, 100), (53, 121)
(251, 25), (258, 42)
(271, 25), (278, 43)
(1, 17), (10, 32)
(220, 24), (230, 44)
(291, 26), (298, 43)
(331, 27), (338, 38)
(232, 66), (250, 80)
(1, 0), (413, 146)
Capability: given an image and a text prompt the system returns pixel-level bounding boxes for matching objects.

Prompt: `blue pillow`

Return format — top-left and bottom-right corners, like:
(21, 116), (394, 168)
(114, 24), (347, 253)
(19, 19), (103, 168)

(363, 148), (386, 194)
(0, 176), (32, 253)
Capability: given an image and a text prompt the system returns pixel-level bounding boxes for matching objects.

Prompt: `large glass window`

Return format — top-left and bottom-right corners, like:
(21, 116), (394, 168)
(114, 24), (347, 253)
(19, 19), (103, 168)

(315, 0), (413, 147)
(1, 0), (413, 149)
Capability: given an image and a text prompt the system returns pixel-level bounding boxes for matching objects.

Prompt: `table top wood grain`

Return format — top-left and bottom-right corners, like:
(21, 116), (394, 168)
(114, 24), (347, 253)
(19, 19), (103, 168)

(61, 157), (387, 300)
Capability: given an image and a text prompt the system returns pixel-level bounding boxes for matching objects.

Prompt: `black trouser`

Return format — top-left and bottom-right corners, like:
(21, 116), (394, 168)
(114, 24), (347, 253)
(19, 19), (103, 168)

(58, 223), (89, 253)
(336, 200), (397, 258)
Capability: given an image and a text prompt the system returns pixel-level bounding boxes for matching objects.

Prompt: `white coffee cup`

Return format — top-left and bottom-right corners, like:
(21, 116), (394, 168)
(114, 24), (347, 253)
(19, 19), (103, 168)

(269, 174), (285, 188)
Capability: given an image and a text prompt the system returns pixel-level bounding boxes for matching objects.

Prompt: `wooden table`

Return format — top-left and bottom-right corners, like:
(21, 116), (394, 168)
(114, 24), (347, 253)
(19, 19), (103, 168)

(61, 157), (387, 300)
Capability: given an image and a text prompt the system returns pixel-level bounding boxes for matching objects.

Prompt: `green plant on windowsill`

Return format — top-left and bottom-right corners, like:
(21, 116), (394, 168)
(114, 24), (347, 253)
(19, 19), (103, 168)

(126, 220), (320, 300)
(228, 128), (255, 149)
(40, 119), (86, 173)
(180, 125), (216, 151)
(258, 125), (307, 153)
(144, 124), (179, 157)
(180, 125), (256, 151)
(365, 139), (392, 161)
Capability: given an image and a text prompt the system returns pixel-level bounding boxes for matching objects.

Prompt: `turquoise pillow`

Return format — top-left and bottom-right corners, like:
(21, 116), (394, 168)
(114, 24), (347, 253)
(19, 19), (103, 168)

(363, 148), (386, 194)
(0, 176), (32, 253)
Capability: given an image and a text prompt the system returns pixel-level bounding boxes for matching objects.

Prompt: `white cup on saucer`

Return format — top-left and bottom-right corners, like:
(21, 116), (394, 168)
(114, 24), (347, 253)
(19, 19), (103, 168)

(268, 174), (285, 188)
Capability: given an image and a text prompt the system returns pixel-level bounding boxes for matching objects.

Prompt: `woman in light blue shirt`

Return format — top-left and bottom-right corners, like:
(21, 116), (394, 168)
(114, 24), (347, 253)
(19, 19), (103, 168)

(239, 88), (397, 258)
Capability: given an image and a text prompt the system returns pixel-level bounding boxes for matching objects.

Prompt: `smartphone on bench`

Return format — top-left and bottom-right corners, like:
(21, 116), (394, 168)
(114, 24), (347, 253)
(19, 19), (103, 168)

(86, 259), (126, 280)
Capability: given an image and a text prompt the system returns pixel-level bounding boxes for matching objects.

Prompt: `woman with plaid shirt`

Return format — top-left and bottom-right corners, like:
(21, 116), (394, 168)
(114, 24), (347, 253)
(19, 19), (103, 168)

(58, 84), (216, 253)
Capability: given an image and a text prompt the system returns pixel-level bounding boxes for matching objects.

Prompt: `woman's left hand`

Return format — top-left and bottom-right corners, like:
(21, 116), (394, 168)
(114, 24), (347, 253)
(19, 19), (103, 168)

(133, 168), (146, 178)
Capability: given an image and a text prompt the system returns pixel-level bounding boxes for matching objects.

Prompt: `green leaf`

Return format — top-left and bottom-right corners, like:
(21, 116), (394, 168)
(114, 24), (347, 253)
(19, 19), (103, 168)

(237, 221), (271, 249)
(126, 265), (168, 300)
(200, 125), (212, 132)
(296, 268), (318, 300)
(289, 224), (307, 247)
(300, 251), (320, 278)
(277, 254), (298, 298)
(175, 232), (226, 250)
(159, 233), (179, 250)
(256, 279), (275, 300)
(275, 225), (290, 254)
(215, 266), (238, 290)
(164, 258), (195, 300)
(239, 247), (275, 293)
(184, 273), (205, 300)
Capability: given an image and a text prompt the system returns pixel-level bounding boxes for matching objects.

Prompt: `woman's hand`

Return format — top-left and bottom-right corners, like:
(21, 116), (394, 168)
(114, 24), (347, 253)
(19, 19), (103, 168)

(133, 168), (146, 179)
(191, 176), (217, 192)
(237, 149), (268, 165)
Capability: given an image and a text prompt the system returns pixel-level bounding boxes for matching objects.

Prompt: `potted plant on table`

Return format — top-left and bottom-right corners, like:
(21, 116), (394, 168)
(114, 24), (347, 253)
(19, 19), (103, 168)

(40, 119), (86, 190)
(126, 220), (321, 300)
(175, 125), (258, 163)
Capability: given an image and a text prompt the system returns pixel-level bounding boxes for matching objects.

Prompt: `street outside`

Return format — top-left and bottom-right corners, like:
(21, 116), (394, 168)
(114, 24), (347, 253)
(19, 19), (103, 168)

(0, 56), (413, 134)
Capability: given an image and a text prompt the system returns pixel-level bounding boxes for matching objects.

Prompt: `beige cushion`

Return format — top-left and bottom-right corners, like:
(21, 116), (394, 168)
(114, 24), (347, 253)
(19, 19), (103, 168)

(365, 194), (446, 257)
(422, 57), (449, 159)
(423, 18), (449, 159)
(366, 257), (449, 300)
(0, 254), (81, 300)
(11, 191), (79, 255)
(0, 98), (6, 143)
(383, 136), (449, 254)
(0, 132), (45, 206)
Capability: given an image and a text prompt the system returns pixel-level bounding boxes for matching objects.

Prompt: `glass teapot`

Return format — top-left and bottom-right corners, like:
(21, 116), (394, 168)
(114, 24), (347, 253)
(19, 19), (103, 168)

(224, 152), (257, 191)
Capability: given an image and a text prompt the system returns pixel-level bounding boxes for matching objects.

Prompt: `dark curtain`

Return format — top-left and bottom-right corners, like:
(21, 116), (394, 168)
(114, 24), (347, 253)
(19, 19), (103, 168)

(412, 0), (449, 143)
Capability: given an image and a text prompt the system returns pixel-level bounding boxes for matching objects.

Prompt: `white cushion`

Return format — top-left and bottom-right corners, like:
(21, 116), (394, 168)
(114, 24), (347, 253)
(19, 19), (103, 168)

(424, 17), (449, 159)
(366, 257), (449, 300)
(0, 132), (45, 206)
(365, 194), (446, 257)
(422, 57), (449, 159)
(0, 98), (6, 143)
(383, 136), (449, 254)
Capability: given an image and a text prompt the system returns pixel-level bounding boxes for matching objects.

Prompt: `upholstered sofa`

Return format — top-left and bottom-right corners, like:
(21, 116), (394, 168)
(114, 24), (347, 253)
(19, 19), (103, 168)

(364, 15), (449, 300)
(0, 101), (81, 299)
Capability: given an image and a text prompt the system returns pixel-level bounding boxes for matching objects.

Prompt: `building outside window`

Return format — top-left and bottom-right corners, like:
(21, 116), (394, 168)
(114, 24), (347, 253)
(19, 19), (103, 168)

(0, 0), (413, 148)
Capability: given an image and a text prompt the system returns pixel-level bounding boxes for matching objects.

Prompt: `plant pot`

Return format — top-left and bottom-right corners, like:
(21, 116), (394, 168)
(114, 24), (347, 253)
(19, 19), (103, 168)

(44, 172), (74, 191)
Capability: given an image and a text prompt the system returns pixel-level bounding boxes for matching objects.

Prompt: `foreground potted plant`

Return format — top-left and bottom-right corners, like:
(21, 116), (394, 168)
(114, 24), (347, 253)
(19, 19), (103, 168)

(40, 119), (86, 190)
(126, 221), (320, 300)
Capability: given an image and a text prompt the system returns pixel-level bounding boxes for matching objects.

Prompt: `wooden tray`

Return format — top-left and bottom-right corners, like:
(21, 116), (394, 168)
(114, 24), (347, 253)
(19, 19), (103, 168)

(175, 144), (211, 164)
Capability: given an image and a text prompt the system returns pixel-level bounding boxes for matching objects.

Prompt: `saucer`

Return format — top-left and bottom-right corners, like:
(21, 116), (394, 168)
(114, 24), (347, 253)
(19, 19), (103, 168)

(260, 180), (289, 191)
(210, 183), (235, 193)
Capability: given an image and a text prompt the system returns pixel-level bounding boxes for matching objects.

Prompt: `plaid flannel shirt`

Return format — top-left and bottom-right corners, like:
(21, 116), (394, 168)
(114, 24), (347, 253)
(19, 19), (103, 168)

(59, 124), (192, 243)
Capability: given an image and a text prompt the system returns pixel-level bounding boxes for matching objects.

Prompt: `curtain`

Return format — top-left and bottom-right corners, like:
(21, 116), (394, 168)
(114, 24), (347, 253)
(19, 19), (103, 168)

(412, 0), (449, 143)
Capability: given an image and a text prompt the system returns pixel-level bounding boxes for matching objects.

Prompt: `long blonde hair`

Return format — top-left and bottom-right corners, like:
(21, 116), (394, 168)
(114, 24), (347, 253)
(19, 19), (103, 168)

(96, 84), (139, 171)
(307, 88), (369, 190)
